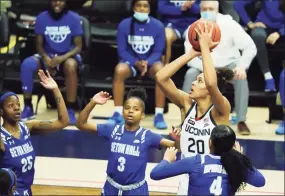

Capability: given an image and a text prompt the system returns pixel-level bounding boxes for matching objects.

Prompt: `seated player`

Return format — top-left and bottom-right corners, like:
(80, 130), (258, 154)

(109, 0), (167, 129)
(150, 125), (266, 195)
(20, 0), (83, 124)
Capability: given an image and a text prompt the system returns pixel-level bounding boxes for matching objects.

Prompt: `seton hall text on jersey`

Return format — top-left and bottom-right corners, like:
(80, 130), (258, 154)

(111, 142), (140, 157)
(9, 142), (34, 158)
(185, 123), (211, 136)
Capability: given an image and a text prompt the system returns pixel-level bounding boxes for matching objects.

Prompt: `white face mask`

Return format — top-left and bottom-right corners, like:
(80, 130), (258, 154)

(201, 11), (217, 21)
(133, 11), (149, 22)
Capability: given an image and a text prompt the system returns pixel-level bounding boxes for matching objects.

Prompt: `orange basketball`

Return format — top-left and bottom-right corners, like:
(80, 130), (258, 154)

(188, 19), (221, 51)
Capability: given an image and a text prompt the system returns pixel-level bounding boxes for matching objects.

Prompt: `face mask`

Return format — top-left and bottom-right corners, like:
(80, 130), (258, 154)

(201, 11), (217, 21)
(133, 11), (149, 22)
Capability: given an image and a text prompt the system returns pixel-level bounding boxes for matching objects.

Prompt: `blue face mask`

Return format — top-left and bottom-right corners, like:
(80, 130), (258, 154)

(201, 11), (217, 21)
(133, 11), (149, 22)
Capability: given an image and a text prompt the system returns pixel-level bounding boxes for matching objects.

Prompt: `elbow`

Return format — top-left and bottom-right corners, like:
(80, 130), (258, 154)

(155, 70), (165, 84)
(75, 120), (82, 130)
(150, 170), (161, 180)
(257, 176), (266, 187)
(62, 117), (70, 128)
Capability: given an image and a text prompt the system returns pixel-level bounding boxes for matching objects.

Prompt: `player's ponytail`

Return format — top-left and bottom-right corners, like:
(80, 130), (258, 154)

(210, 125), (254, 195)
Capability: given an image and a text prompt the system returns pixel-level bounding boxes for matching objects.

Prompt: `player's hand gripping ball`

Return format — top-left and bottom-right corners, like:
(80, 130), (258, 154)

(188, 19), (221, 51)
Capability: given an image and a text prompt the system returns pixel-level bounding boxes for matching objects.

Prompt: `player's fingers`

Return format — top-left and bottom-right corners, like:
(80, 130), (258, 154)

(209, 23), (214, 36)
(194, 28), (202, 37)
(204, 22), (208, 33)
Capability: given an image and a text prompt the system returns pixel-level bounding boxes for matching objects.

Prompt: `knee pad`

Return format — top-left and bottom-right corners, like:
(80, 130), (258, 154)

(20, 56), (39, 93)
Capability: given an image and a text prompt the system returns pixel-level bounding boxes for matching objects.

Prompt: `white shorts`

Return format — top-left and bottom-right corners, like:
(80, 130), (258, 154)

(177, 174), (189, 195)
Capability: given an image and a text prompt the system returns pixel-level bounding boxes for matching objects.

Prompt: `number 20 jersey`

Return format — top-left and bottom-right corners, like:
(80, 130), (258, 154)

(180, 102), (217, 159)
(0, 122), (36, 191)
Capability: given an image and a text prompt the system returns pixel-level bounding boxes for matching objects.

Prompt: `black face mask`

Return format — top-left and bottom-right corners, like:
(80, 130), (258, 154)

(48, 1), (68, 20)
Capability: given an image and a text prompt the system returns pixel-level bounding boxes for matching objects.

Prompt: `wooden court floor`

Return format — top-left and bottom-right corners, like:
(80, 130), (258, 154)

(32, 185), (172, 195)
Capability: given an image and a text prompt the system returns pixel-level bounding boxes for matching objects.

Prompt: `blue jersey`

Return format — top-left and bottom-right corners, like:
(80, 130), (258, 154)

(117, 16), (165, 67)
(0, 122), (36, 192)
(35, 10), (83, 54)
(151, 154), (265, 195)
(97, 124), (162, 185)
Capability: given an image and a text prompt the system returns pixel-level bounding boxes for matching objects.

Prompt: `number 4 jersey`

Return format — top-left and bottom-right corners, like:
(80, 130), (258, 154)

(0, 122), (36, 192)
(180, 102), (217, 159)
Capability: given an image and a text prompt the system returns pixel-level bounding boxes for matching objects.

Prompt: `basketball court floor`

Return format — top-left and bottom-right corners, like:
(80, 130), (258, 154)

(7, 95), (285, 195)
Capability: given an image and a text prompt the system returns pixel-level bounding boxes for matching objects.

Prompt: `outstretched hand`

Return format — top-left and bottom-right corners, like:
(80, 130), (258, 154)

(195, 22), (219, 49)
(38, 69), (58, 90)
(163, 147), (178, 163)
(92, 91), (112, 105)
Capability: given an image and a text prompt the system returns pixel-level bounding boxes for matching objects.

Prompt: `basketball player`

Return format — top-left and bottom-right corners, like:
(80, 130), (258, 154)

(76, 88), (178, 195)
(150, 125), (266, 195)
(155, 22), (234, 194)
(0, 70), (69, 195)
(0, 168), (17, 195)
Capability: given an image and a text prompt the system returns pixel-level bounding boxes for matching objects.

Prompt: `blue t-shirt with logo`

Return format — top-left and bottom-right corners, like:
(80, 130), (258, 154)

(117, 16), (165, 67)
(35, 11), (83, 54)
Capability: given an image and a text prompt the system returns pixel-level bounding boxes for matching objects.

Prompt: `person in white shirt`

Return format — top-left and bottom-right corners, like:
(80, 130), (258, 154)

(183, 0), (257, 135)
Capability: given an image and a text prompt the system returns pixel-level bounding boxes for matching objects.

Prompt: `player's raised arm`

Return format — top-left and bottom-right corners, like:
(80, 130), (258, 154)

(155, 50), (199, 109)
(150, 147), (198, 180)
(76, 92), (112, 132)
(25, 70), (69, 132)
(196, 23), (232, 116)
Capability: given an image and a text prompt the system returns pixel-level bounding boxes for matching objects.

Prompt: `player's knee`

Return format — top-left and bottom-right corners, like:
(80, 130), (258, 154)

(63, 58), (78, 75)
(165, 28), (177, 44)
(114, 63), (130, 79)
(250, 28), (266, 40)
(21, 56), (39, 73)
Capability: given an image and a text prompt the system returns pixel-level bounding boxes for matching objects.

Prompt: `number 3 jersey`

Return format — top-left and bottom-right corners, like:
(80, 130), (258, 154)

(180, 102), (217, 159)
(97, 124), (162, 185)
(0, 122), (36, 191)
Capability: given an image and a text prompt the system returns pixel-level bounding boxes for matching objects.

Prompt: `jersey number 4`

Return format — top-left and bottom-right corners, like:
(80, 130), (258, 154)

(21, 156), (33, 173)
(188, 138), (205, 154)
(210, 176), (223, 195)
(117, 156), (126, 172)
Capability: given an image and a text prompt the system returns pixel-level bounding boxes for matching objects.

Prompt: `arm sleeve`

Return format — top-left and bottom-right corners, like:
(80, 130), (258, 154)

(246, 168), (266, 187)
(157, 0), (183, 16)
(71, 15), (83, 36)
(35, 15), (45, 35)
(117, 21), (138, 66)
(146, 130), (163, 149)
(146, 22), (165, 65)
(150, 155), (200, 180)
(234, 0), (256, 25)
(231, 20), (257, 70)
(97, 124), (116, 140)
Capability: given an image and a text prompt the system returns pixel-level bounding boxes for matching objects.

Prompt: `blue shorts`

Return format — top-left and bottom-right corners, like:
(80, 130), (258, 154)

(14, 188), (32, 196)
(120, 60), (162, 77)
(101, 180), (149, 196)
(166, 23), (187, 39)
(34, 53), (82, 76)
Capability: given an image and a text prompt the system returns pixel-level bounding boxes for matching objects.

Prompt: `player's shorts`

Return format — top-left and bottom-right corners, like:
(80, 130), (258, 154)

(101, 176), (148, 196)
(14, 188), (32, 196)
(120, 60), (162, 77)
(166, 23), (187, 39)
(177, 174), (189, 195)
(33, 53), (82, 76)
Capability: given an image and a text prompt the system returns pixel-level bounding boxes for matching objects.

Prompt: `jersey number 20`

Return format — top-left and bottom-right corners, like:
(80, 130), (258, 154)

(21, 156), (33, 173)
(188, 138), (205, 154)
(117, 157), (126, 172)
(210, 176), (223, 195)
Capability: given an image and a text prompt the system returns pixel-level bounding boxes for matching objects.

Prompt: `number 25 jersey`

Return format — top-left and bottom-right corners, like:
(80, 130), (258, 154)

(0, 122), (36, 191)
(180, 102), (217, 159)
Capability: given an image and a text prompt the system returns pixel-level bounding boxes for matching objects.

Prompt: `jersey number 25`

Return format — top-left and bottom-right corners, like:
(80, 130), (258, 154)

(21, 156), (33, 173)
(188, 138), (205, 154)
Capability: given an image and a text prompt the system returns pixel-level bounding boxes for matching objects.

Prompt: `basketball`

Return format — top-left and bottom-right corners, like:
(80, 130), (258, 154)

(188, 19), (221, 51)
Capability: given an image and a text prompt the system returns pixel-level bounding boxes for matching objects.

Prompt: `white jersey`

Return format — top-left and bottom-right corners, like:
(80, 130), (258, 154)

(180, 102), (217, 159)
(178, 102), (217, 195)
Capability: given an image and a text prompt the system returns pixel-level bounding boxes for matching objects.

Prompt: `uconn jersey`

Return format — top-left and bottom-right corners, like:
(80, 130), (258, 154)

(97, 124), (162, 185)
(0, 122), (35, 195)
(181, 102), (217, 158)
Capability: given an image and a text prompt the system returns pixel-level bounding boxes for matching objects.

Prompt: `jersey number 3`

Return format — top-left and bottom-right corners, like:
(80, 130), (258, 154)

(117, 157), (126, 172)
(188, 138), (205, 154)
(210, 176), (223, 195)
(21, 156), (33, 173)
